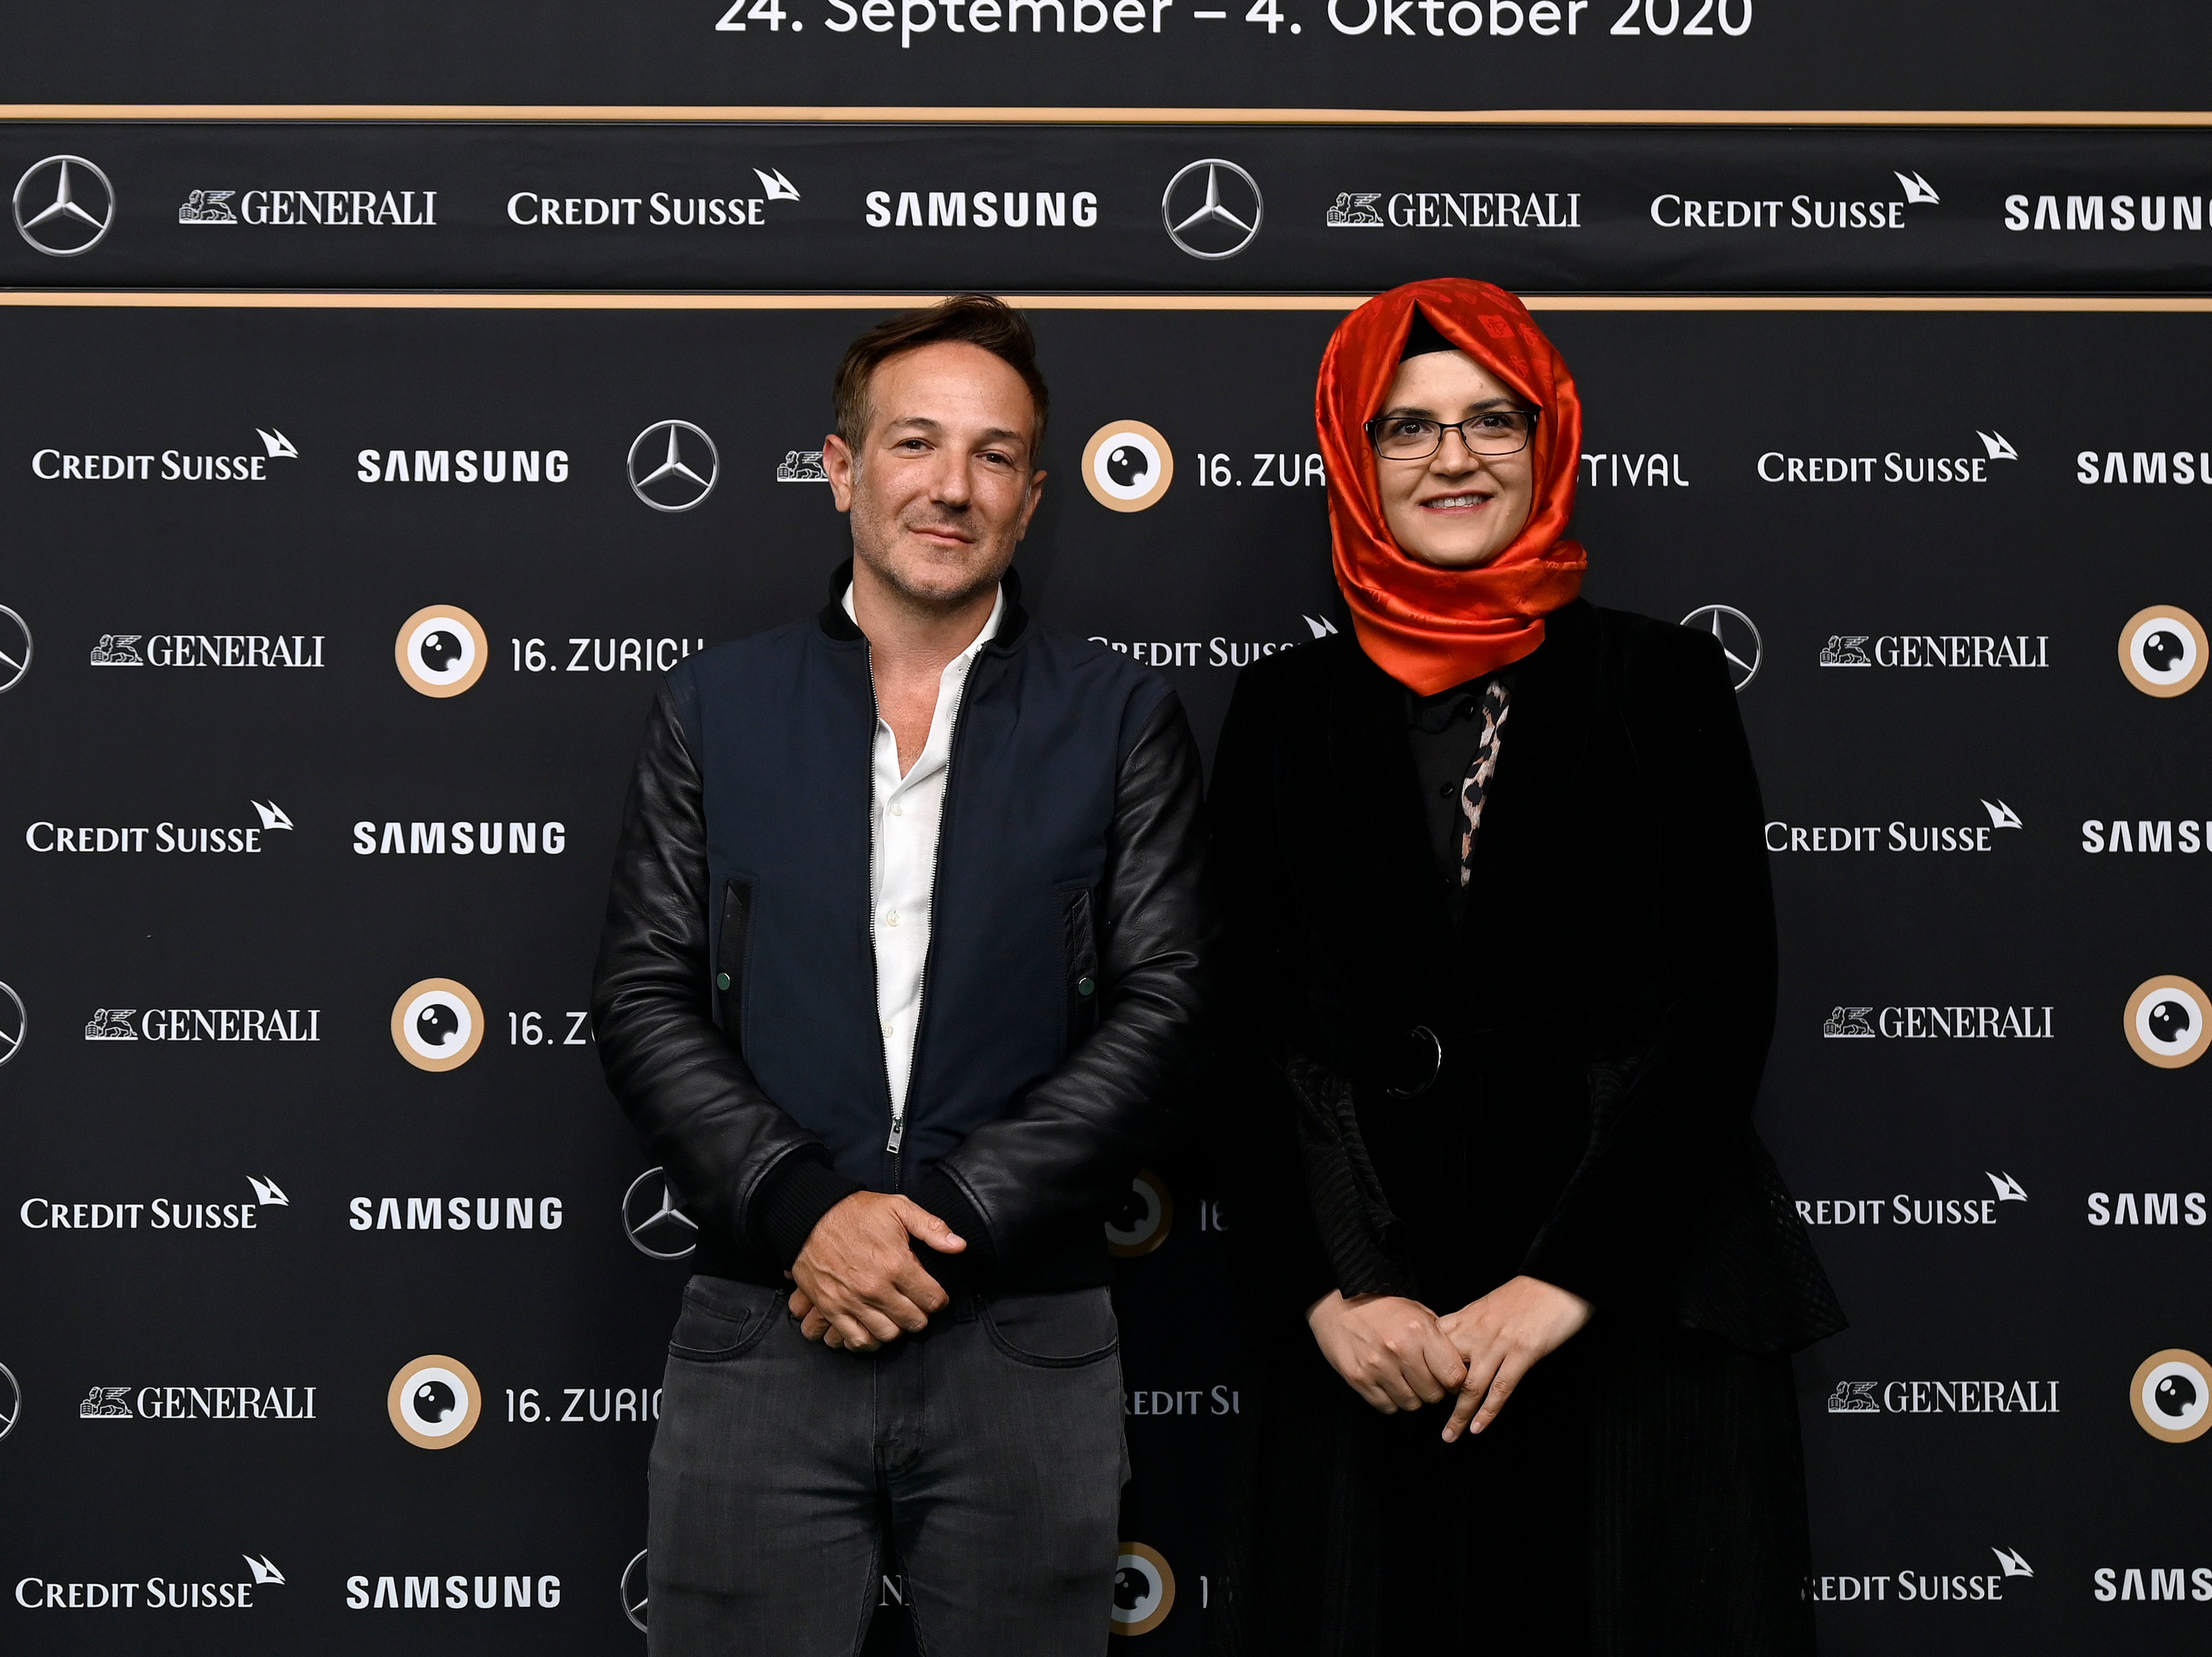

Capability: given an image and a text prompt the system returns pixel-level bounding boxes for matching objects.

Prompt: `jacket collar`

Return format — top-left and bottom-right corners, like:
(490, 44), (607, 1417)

(1322, 598), (1603, 971)
(816, 559), (1031, 650)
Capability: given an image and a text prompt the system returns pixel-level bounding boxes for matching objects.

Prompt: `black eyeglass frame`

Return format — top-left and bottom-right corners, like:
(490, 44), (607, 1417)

(1363, 407), (1541, 461)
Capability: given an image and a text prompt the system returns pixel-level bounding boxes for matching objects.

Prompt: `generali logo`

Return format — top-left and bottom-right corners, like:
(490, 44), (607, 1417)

(1825, 1378), (2058, 1415)
(78, 1383), (317, 1421)
(1822, 1004), (2052, 1040)
(175, 185), (437, 226)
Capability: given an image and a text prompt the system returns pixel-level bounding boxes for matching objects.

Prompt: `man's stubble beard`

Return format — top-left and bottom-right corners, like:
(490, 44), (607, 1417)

(849, 481), (1017, 614)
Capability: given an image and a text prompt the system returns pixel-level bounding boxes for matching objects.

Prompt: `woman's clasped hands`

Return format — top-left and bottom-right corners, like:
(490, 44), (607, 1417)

(1306, 1276), (1592, 1443)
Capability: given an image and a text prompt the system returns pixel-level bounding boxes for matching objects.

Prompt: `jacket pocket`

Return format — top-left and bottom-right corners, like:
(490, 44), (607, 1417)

(667, 1275), (780, 1363)
(981, 1286), (1119, 1369)
(1058, 882), (1102, 1053)
(716, 876), (756, 1058)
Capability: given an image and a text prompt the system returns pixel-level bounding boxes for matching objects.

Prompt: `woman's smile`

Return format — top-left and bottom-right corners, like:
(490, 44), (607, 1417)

(1417, 490), (1496, 514)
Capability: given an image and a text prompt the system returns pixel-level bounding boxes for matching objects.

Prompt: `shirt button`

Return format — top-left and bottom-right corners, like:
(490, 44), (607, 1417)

(884, 910), (900, 927)
(891, 802), (904, 818)
(715, 972), (731, 991)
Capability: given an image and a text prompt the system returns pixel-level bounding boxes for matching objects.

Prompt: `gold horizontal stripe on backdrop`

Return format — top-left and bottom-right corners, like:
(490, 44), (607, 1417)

(3, 292), (2212, 310)
(1, 105), (2210, 125)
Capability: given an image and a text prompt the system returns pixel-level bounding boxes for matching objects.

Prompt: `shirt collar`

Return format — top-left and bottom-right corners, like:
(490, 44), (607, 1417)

(841, 580), (1007, 662)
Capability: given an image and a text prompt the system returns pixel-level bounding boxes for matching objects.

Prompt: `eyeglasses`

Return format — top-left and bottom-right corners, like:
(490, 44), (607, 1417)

(1364, 408), (1539, 461)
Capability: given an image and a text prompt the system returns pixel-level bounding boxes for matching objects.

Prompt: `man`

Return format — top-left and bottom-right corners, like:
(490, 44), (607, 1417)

(592, 294), (1210, 1654)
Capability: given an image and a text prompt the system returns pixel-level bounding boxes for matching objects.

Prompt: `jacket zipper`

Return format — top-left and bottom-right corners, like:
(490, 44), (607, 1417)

(888, 651), (978, 1162)
(864, 652), (904, 1172)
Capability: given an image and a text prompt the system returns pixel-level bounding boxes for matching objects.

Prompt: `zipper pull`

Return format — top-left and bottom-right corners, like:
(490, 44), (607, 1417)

(886, 1114), (905, 1154)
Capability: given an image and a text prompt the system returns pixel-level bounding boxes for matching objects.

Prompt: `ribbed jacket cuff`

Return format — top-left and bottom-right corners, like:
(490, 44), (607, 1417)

(754, 1155), (862, 1269)
(910, 1166), (996, 1293)
(1519, 1221), (1611, 1312)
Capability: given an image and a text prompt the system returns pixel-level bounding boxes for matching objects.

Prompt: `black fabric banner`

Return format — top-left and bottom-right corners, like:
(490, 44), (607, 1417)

(8, 122), (2212, 293)
(6, 0), (2212, 112)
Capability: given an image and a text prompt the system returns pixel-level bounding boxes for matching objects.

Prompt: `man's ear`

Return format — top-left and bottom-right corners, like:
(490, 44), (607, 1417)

(823, 433), (858, 513)
(1015, 468), (1047, 541)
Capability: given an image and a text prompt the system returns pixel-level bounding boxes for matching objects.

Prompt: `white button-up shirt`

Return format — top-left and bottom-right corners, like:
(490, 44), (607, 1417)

(844, 581), (1005, 1140)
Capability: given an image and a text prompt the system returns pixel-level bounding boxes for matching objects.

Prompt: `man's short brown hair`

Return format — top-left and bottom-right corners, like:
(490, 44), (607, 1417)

(832, 293), (1049, 459)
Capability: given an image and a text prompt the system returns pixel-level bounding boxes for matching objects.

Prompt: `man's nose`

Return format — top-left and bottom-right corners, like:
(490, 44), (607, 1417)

(928, 451), (975, 505)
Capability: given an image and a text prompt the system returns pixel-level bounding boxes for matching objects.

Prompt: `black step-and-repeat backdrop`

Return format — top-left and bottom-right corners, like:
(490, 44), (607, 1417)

(3, 12), (2212, 1650)
(8, 0), (2212, 109)
(3, 300), (2209, 1655)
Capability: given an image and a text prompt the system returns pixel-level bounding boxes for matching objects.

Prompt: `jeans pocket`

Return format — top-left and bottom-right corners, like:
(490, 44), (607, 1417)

(980, 1286), (1120, 1369)
(667, 1274), (781, 1362)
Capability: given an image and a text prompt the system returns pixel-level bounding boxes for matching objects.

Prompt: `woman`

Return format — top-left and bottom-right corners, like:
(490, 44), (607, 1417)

(1208, 279), (1845, 1654)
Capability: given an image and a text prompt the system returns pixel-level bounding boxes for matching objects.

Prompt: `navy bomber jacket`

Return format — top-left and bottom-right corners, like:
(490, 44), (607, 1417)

(591, 565), (1213, 1291)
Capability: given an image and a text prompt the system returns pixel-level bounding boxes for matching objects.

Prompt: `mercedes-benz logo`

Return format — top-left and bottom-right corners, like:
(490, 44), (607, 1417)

(628, 420), (720, 513)
(0, 981), (23, 1070)
(14, 156), (115, 258)
(0, 1361), (19, 1442)
(1162, 159), (1263, 261)
(1681, 604), (1763, 691)
(620, 1549), (649, 1632)
(0, 606), (30, 694)
(622, 1167), (698, 1260)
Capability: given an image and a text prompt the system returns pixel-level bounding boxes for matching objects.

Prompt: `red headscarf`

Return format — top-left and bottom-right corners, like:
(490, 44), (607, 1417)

(1316, 278), (1587, 695)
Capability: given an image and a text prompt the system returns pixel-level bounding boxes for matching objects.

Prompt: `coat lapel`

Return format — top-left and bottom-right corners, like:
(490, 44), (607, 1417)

(1458, 600), (1604, 931)
(1321, 640), (1465, 988)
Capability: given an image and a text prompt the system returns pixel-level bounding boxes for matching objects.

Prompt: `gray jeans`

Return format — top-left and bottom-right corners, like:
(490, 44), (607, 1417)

(647, 1274), (1128, 1656)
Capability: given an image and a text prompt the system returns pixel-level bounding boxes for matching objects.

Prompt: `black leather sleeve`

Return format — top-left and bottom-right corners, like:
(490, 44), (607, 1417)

(912, 690), (1216, 1277)
(591, 679), (858, 1269)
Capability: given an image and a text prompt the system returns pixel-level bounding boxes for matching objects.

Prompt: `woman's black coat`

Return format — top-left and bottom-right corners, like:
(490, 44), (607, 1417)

(1205, 599), (1845, 1656)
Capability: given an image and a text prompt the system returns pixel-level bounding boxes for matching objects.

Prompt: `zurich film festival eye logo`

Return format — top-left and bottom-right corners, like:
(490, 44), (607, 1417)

(2130, 1349), (2212, 1443)
(1681, 604), (1761, 691)
(2124, 975), (2207, 1068)
(622, 1168), (698, 1260)
(1110, 1542), (1174, 1637)
(0, 605), (32, 692)
(391, 979), (485, 1072)
(395, 605), (488, 698)
(1106, 1170), (1174, 1259)
(389, 1354), (482, 1449)
(1083, 421), (1174, 513)
(2118, 604), (2206, 697)
(1161, 159), (1261, 261)
(14, 156), (115, 257)
(629, 420), (719, 513)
